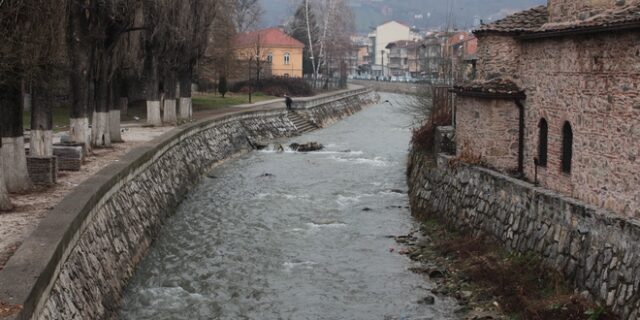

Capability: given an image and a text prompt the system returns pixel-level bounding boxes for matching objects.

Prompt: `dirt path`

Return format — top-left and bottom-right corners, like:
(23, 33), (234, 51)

(0, 127), (172, 271)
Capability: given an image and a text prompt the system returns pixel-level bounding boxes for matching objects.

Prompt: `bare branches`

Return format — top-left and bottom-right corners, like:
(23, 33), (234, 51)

(234, 0), (263, 33)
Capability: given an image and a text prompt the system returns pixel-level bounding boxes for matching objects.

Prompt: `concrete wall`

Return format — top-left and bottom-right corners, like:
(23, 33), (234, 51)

(0, 88), (377, 320)
(408, 149), (640, 319)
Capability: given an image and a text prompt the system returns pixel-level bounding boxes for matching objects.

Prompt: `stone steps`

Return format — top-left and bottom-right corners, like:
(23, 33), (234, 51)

(289, 113), (317, 134)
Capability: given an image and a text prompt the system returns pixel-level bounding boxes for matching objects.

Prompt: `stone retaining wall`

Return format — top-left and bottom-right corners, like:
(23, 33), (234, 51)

(0, 87), (376, 320)
(407, 149), (640, 319)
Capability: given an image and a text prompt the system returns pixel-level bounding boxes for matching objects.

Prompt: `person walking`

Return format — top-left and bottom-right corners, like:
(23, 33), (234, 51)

(284, 94), (293, 111)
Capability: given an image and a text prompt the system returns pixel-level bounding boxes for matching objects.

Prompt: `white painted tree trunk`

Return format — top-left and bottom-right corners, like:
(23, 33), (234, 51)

(163, 99), (177, 124)
(91, 112), (111, 148)
(70, 117), (91, 153)
(0, 152), (12, 211)
(109, 110), (123, 142)
(1, 137), (31, 192)
(179, 97), (192, 121)
(147, 100), (162, 126)
(30, 130), (53, 157)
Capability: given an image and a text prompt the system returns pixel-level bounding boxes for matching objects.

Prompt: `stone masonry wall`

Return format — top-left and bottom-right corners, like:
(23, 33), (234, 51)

(476, 34), (522, 83)
(519, 31), (640, 217)
(408, 149), (640, 319)
(0, 88), (374, 320)
(456, 97), (520, 173)
(37, 112), (293, 320)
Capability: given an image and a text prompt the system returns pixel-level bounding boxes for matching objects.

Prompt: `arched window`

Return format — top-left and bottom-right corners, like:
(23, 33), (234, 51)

(562, 121), (573, 173)
(284, 52), (290, 65)
(267, 52), (273, 63)
(538, 118), (548, 167)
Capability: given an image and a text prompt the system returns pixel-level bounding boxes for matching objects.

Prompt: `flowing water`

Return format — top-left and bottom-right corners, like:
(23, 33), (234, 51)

(120, 93), (458, 320)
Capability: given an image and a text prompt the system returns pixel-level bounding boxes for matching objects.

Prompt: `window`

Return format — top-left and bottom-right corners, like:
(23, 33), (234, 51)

(284, 53), (290, 65)
(538, 118), (548, 167)
(267, 52), (273, 63)
(562, 121), (573, 173)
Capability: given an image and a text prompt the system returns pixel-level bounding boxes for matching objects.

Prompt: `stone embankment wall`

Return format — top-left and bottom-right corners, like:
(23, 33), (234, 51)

(408, 150), (640, 319)
(350, 80), (422, 95)
(0, 88), (377, 320)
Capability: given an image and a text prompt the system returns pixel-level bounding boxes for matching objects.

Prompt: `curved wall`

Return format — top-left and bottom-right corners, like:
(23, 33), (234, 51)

(0, 88), (377, 320)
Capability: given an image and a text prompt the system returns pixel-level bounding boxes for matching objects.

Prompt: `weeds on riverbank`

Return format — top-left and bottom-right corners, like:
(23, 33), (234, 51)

(407, 214), (618, 320)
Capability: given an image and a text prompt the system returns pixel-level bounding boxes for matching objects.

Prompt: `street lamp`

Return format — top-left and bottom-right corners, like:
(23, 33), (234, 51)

(249, 54), (259, 103)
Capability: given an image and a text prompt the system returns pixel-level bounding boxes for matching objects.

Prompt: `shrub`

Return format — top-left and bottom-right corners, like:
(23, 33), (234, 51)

(218, 76), (228, 98)
(411, 112), (452, 151)
(231, 76), (312, 97)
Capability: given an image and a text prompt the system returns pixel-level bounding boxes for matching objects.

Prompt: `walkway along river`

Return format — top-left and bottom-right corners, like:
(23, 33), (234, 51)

(120, 93), (459, 319)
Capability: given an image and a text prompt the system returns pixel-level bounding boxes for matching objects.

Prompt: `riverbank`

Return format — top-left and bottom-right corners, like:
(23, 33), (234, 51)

(406, 147), (628, 319)
(0, 127), (173, 273)
(0, 86), (376, 320)
(397, 212), (617, 320)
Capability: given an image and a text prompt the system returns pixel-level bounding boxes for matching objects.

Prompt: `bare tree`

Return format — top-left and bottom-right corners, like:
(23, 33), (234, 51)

(234, 0), (263, 33)
(288, 0), (353, 85)
(177, 0), (219, 121)
(0, 0), (67, 192)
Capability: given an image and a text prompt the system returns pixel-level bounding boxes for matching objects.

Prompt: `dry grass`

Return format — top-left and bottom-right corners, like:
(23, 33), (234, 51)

(422, 215), (618, 320)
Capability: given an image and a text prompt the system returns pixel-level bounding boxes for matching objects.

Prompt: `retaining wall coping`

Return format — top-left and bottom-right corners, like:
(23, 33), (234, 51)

(0, 86), (371, 320)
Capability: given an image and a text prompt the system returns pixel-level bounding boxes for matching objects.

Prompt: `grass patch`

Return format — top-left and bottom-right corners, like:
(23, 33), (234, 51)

(192, 92), (277, 112)
(23, 107), (71, 132)
(414, 214), (618, 320)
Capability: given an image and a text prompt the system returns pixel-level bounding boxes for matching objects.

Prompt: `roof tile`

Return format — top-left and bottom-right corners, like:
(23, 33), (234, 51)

(234, 28), (305, 49)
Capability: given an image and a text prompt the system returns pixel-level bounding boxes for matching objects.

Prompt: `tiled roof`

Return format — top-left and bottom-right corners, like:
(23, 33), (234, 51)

(453, 78), (525, 98)
(476, 4), (640, 36)
(234, 28), (305, 49)
(476, 6), (549, 34)
(536, 4), (640, 34)
(386, 40), (421, 49)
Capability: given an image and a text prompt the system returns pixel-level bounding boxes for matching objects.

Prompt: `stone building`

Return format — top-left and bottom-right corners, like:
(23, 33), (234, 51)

(452, 0), (640, 217)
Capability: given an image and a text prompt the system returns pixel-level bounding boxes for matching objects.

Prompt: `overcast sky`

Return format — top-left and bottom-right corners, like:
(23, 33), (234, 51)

(259, 0), (547, 33)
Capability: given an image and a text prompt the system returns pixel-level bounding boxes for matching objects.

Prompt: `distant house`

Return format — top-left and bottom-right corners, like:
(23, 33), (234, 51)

(233, 28), (305, 79)
(368, 21), (421, 77)
(445, 32), (478, 83)
(452, 1), (640, 218)
(385, 40), (423, 78)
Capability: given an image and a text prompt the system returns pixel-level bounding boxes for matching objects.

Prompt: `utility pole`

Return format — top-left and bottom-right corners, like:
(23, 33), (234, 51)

(381, 50), (385, 80)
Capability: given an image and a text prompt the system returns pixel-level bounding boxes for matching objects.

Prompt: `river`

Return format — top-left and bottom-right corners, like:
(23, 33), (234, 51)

(120, 93), (458, 320)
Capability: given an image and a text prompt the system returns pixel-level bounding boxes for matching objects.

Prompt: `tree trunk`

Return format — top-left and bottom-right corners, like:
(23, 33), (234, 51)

(0, 84), (31, 192)
(120, 79), (129, 116)
(144, 51), (162, 126)
(109, 78), (123, 143)
(91, 67), (111, 148)
(68, 0), (93, 153)
(30, 80), (54, 157)
(0, 128), (13, 211)
(178, 69), (192, 121)
(163, 74), (177, 125)
(22, 80), (32, 113)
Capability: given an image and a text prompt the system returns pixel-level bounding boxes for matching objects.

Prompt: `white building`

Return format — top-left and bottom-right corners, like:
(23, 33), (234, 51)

(368, 21), (421, 77)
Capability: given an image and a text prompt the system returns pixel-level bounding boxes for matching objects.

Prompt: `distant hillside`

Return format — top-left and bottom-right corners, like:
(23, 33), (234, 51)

(259, 0), (547, 33)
